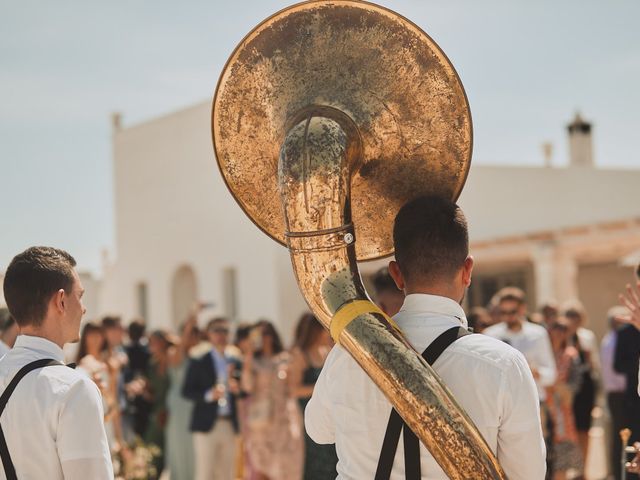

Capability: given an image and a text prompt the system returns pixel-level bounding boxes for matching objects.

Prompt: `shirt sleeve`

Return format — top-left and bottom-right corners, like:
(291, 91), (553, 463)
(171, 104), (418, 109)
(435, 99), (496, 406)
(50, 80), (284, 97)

(535, 331), (557, 388)
(496, 351), (547, 480)
(57, 378), (114, 480)
(304, 348), (337, 444)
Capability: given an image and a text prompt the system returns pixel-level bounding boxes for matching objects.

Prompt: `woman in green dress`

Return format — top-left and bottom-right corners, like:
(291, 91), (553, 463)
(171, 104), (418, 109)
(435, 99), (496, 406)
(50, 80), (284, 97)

(166, 313), (201, 480)
(290, 313), (338, 480)
(143, 330), (172, 479)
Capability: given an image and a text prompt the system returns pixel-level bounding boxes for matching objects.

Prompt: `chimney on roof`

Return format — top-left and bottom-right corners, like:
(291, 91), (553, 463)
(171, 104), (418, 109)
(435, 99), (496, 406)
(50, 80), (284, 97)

(567, 112), (593, 167)
(111, 112), (122, 132)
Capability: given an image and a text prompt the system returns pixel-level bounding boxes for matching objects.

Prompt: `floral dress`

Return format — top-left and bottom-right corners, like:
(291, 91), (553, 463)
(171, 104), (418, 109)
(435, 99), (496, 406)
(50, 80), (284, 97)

(245, 353), (304, 479)
(547, 346), (584, 473)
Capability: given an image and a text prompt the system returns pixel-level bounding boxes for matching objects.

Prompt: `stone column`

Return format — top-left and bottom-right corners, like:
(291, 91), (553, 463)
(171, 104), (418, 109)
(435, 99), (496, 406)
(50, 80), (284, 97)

(532, 241), (557, 305)
(554, 248), (579, 302)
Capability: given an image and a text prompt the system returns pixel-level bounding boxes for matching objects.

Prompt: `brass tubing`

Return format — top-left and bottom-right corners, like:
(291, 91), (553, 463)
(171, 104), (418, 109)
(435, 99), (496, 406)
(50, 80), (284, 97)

(278, 110), (505, 479)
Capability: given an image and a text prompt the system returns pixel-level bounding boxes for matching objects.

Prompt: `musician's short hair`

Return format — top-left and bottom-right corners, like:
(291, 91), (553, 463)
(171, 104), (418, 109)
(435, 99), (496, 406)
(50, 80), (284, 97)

(3, 246), (77, 327)
(393, 196), (469, 284)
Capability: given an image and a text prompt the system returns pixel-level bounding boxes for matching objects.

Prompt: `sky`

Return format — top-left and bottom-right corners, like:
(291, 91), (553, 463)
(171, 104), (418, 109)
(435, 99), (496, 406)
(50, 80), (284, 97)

(1, 0), (639, 274)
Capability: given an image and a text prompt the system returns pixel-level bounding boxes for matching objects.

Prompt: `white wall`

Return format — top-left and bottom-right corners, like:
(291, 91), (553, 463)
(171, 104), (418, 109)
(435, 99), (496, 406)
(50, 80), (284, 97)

(459, 165), (640, 242)
(100, 102), (308, 343)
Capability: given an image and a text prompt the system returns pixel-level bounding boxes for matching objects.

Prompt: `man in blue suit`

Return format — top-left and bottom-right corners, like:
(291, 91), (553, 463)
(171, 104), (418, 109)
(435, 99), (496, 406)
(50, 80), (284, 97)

(183, 317), (240, 480)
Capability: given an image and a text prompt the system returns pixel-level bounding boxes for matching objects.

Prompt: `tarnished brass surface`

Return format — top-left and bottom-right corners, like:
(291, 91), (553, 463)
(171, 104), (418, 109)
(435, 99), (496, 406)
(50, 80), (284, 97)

(213, 0), (472, 261)
(212, 1), (504, 478)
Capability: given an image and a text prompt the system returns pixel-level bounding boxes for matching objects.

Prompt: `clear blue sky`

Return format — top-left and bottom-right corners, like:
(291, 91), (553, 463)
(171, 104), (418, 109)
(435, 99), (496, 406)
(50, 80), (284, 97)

(1, 0), (639, 274)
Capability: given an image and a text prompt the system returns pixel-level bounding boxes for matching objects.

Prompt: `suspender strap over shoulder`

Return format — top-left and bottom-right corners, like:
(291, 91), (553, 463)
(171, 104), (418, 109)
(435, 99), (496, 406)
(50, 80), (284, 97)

(374, 326), (470, 480)
(0, 358), (64, 480)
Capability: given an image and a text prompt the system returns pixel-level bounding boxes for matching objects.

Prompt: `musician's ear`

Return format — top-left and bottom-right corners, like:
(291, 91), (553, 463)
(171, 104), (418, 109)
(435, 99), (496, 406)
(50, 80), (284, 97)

(388, 260), (405, 291)
(461, 255), (474, 287)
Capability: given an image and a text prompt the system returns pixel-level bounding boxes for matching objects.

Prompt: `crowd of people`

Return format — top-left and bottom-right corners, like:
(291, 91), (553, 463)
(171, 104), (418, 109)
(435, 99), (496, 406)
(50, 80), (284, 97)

(1, 242), (638, 480)
(373, 263), (640, 480)
(37, 307), (336, 480)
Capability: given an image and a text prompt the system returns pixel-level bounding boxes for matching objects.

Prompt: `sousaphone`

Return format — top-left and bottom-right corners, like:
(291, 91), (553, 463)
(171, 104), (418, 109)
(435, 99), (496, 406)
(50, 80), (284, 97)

(212, 1), (505, 478)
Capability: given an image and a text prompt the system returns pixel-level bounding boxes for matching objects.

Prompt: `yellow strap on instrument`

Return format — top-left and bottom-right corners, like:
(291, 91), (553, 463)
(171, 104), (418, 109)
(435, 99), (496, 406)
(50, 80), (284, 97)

(330, 300), (400, 344)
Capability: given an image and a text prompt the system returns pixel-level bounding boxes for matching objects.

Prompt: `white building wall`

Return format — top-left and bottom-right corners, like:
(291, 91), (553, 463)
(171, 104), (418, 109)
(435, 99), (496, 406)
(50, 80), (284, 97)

(100, 102), (307, 341)
(459, 165), (640, 242)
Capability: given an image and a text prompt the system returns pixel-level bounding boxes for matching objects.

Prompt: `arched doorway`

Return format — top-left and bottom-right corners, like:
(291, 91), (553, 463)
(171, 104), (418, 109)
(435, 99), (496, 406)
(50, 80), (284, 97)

(171, 265), (199, 329)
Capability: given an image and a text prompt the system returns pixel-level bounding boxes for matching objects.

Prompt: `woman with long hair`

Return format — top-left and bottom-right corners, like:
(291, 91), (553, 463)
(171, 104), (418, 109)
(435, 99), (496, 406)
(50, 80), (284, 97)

(563, 302), (599, 463)
(165, 310), (201, 480)
(546, 319), (584, 480)
(142, 330), (173, 479)
(76, 321), (125, 453)
(241, 320), (303, 480)
(289, 312), (337, 480)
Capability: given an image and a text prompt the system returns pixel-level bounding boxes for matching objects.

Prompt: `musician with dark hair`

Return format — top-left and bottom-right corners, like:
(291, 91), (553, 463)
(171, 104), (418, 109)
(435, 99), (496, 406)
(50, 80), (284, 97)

(0, 246), (113, 480)
(305, 196), (546, 479)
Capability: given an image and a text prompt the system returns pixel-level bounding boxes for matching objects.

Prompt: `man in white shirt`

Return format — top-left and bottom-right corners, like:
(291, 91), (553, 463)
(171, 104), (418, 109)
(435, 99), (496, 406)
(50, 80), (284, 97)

(0, 246), (113, 479)
(483, 288), (557, 402)
(305, 196), (546, 479)
(483, 287), (556, 476)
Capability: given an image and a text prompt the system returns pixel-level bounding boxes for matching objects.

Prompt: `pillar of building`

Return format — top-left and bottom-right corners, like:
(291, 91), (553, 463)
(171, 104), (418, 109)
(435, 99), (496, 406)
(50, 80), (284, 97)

(553, 249), (579, 302)
(532, 241), (557, 305)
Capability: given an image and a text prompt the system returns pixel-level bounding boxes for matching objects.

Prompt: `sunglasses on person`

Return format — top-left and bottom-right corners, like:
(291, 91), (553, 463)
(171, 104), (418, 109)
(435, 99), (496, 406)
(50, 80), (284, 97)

(499, 308), (519, 317)
(209, 327), (230, 334)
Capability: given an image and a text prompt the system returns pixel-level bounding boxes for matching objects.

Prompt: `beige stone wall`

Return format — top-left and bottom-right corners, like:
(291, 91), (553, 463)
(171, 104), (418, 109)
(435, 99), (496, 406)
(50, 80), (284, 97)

(577, 262), (636, 341)
(471, 219), (640, 340)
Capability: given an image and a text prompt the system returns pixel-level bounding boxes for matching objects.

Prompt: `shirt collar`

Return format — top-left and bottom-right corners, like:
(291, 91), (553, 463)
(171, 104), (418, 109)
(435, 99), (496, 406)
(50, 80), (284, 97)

(210, 347), (226, 362)
(397, 293), (468, 327)
(13, 335), (65, 362)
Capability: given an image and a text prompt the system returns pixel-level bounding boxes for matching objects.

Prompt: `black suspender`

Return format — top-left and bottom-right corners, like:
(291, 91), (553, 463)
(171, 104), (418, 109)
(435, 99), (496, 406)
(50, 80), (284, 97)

(375, 326), (471, 480)
(0, 358), (65, 480)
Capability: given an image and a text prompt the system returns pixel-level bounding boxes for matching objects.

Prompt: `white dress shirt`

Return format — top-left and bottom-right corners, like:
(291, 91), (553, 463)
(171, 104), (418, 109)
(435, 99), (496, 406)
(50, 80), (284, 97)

(483, 320), (557, 401)
(0, 335), (113, 480)
(305, 294), (546, 480)
(0, 341), (9, 359)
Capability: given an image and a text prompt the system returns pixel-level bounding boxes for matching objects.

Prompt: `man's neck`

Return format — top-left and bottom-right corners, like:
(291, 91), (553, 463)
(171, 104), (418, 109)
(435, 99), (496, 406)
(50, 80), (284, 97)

(213, 344), (226, 355)
(20, 323), (66, 348)
(507, 320), (524, 333)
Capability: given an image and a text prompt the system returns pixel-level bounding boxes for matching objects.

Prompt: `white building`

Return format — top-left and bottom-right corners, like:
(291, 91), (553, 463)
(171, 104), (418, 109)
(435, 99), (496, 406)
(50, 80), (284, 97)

(98, 103), (640, 342)
(99, 104), (308, 342)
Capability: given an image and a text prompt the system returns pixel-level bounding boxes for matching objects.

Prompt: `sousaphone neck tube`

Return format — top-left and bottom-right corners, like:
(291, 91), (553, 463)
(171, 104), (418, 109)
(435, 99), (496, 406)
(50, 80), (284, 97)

(278, 108), (505, 479)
